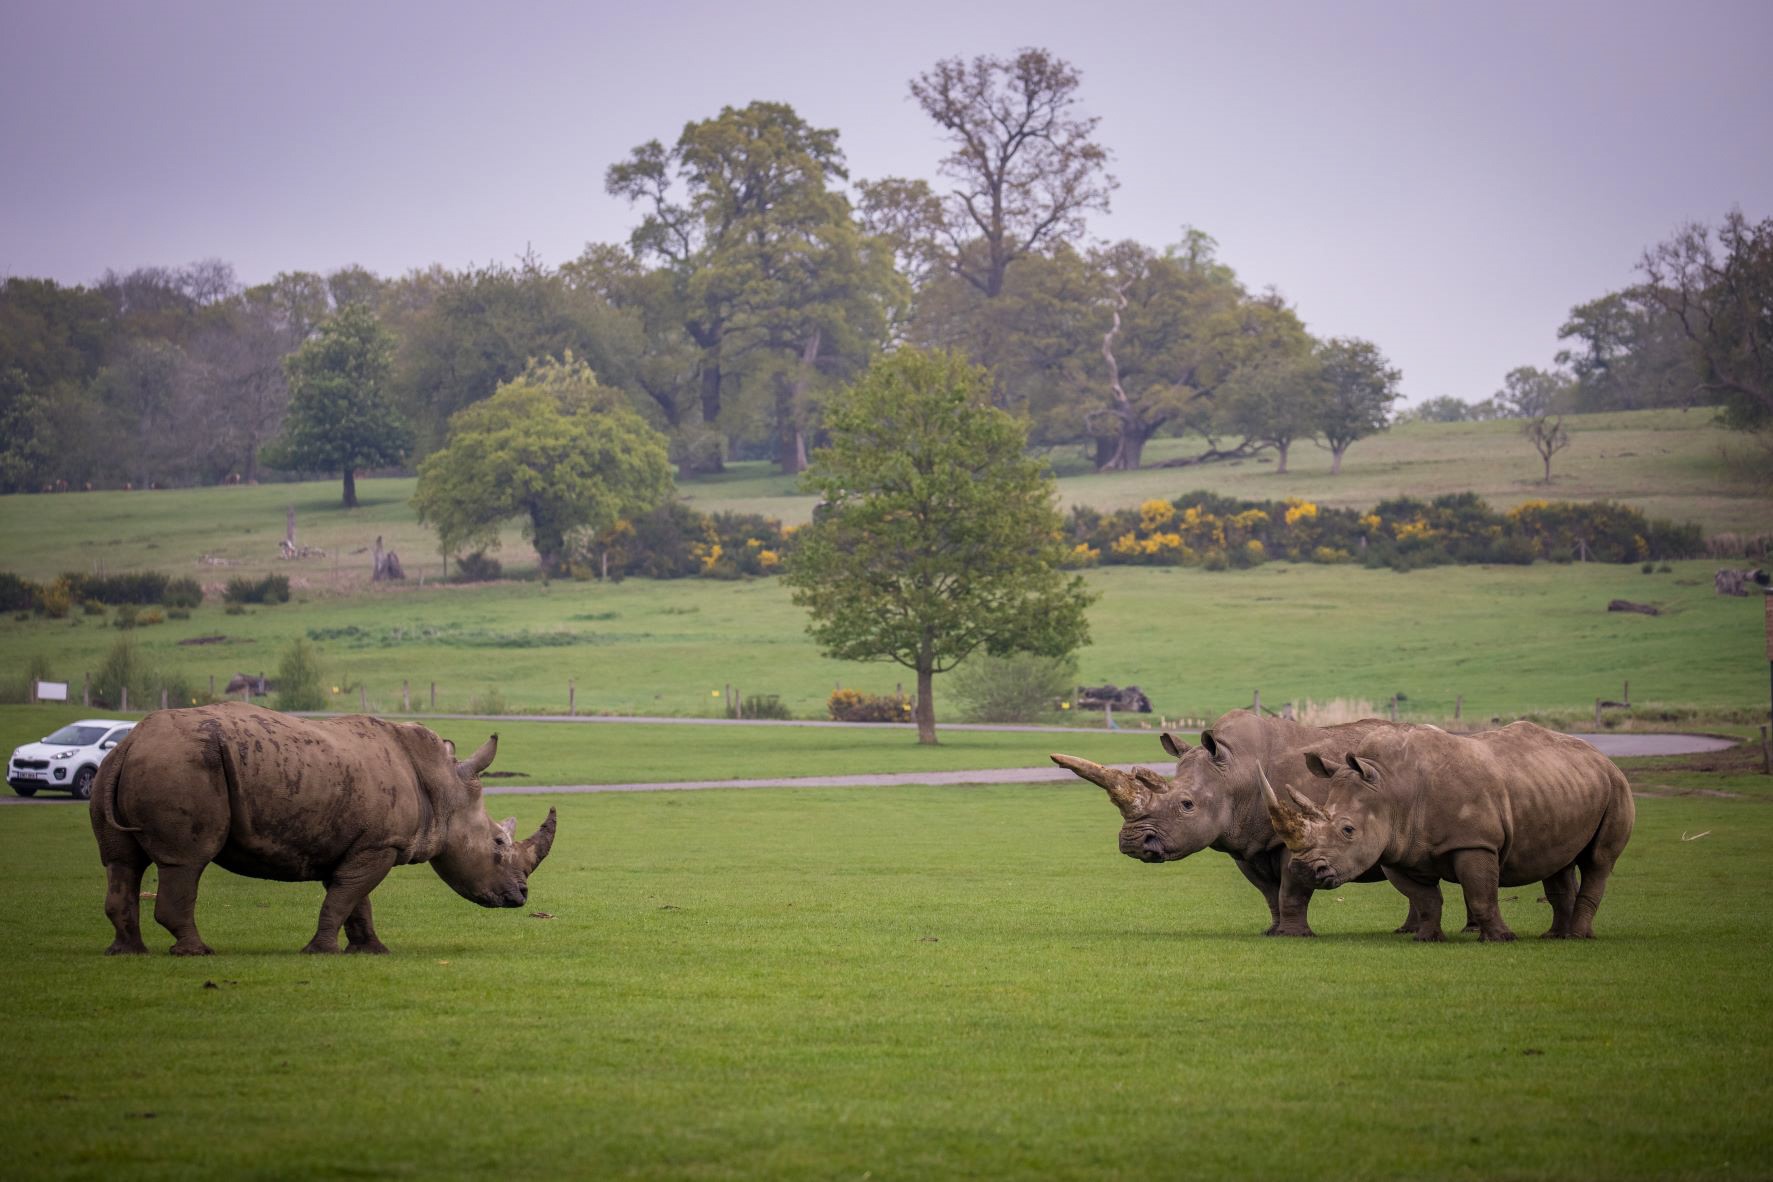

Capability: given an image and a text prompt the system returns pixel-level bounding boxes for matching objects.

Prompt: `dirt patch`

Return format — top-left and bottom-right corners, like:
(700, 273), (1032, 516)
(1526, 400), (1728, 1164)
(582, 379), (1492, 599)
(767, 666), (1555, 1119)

(178, 634), (250, 646)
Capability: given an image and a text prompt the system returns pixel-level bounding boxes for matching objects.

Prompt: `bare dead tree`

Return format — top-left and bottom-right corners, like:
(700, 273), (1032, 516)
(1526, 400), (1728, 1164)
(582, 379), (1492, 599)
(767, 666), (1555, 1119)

(1524, 415), (1570, 483)
(910, 48), (1116, 298)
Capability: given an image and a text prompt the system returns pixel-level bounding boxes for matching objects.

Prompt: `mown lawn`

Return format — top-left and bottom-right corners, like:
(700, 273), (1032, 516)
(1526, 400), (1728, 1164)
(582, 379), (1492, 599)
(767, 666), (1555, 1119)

(2, 781), (1768, 1180)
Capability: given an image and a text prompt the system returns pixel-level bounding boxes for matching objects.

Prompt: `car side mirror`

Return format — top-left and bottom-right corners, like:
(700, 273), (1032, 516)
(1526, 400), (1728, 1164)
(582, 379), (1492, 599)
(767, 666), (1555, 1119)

(100, 740), (115, 749)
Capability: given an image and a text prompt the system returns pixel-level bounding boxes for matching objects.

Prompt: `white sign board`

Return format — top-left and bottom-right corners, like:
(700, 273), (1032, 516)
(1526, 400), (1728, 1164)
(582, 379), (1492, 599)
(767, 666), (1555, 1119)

(35, 680), (70, 702)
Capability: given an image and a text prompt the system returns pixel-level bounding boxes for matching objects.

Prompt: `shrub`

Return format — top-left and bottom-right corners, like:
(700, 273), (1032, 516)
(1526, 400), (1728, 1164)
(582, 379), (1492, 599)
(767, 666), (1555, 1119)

(112, 604), (139, 629)
(40, 577), (73, 619)
(224, 603), (248, 616)
(93, 636), (143, 709)
(274, 638), (326, 712)
(82, 599), (107, 616)
(63, 571), (171, 605)
(469, 687), (508, 715)
(163, 577), (204, 608)
(729, 693), (792, 720)
(224, 574), (291, 604)
(951, 652), (1078, 724)
(828, 688), (914, 723)
(0, 571), (37, 612)
(454, 551), (503, 583)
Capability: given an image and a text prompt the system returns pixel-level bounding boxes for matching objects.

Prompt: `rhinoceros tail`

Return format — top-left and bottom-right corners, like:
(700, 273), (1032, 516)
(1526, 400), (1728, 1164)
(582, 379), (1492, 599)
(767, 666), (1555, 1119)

(93, 731), (142, 833)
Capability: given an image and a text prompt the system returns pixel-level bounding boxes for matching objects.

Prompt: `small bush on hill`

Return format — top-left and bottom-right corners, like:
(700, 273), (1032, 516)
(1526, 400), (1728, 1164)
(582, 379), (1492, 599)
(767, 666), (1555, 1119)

(728, 693), (792, 720)
(65, 571), (171, 605)
(454, 551), (503, 582)
(162, 577), (204, 608)
(274, 638), (326, 712)
(224, 574), (291, 604)
(0, 572), (37, 612)
(828, 688), (914, 723)
(952, 652), (1078, 723)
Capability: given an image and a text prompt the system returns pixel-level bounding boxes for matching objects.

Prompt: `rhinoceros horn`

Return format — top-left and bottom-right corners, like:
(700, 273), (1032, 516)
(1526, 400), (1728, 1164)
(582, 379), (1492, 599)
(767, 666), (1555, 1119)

(517, 807), (557, 873)
(459, 733), (498, 777)
(1256, 762), (1317, 851)
(1050, 753), (1150, 816)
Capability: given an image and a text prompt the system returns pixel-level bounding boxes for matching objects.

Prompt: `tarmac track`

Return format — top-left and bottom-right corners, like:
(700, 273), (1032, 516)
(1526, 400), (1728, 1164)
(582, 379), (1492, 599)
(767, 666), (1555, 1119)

(1, 727), (1742, 804)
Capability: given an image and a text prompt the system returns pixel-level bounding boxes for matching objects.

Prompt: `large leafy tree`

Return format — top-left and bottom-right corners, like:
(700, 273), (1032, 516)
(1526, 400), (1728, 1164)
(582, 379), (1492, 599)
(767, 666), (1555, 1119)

(268, 301), (408, 507)
(606, 101), (873, 472)
(784, 348), (1094, 745)
(1638, 208), (1773, 432)
(1313, 336), (1402, 474)
(412, 355), (673, 577)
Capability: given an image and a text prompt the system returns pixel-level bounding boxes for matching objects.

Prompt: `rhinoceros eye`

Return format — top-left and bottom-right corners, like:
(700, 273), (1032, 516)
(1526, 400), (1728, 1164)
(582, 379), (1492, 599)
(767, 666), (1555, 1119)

(1180, 798), (1195, 812)
(1340, 823), (1356, 838)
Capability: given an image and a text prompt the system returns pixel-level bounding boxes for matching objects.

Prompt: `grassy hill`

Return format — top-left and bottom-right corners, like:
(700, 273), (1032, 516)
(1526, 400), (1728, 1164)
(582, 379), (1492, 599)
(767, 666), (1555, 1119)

(0, 408), (1765, 589)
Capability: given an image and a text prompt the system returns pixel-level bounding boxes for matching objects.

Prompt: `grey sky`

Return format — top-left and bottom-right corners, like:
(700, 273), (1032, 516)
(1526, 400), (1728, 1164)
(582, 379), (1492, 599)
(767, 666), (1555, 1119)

(3, 0), (1769, 405)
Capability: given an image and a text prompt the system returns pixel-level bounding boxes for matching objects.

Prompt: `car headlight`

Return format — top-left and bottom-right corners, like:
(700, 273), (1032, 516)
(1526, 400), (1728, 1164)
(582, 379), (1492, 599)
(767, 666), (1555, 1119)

(50, 750), (79, 760)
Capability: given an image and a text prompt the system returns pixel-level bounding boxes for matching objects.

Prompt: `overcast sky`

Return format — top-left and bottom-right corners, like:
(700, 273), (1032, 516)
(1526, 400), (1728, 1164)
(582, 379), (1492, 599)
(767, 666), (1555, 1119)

(3, 0), (1769, 405)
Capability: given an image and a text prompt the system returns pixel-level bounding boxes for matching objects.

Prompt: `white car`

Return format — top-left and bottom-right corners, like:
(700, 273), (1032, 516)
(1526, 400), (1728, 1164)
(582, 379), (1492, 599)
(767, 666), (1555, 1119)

(8, 719), (135, 800)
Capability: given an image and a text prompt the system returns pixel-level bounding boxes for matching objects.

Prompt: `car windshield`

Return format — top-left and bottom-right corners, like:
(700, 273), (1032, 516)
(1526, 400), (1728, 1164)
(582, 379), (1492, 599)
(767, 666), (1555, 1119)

(43, 725), (108, 747)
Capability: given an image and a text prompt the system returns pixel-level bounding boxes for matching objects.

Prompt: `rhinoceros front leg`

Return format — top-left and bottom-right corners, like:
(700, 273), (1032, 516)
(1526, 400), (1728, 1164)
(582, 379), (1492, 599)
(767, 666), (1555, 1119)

(153, 864), (215, 956)
(1383, 867), (1446, 942)
(1271, 864), (1318, 937)
(304, 850), (397, 954)
(343, 895), (390, 955)
(1231, 857), (1286, 935)
(1449, 849), (1515, 942)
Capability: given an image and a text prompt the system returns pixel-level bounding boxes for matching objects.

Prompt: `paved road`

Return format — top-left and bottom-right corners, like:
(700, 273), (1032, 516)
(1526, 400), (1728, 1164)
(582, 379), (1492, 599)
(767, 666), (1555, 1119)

(2, 729), (1743, 804)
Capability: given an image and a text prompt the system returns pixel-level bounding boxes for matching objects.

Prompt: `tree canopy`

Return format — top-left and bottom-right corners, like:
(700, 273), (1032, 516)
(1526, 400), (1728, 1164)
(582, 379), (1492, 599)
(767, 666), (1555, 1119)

(267, 301), (408, 507)
(412, 354), (674, 576)
(783, 348), (1094, 744)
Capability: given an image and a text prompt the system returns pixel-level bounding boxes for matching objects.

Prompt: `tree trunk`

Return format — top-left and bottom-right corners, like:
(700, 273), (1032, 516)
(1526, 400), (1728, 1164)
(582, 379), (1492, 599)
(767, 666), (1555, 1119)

(776, 329), (821, 475)
(1542, 453), (1552, 483)
(1274, 439), (1291, 475)
(914, 657), (937, 745)
(1330, 443), (1346, 475)
(342, 468), (358, 509)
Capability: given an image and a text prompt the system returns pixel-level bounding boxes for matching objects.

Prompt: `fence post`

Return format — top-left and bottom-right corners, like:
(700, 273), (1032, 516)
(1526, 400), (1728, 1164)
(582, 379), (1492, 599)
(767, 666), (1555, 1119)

(1454, 694), (1463, 722)
(569, 679), (576, 716)
(430, 681), (437, 710)
(121, 686), (128, 712)
(83, 672), (90, 707)
(1389, 695), (1398, 722)
(160, 687), (168, 710)
(360, 686), (368, 713)
(403, 680), (411, 712)
(1623, 680), (1630, 707)
(1252, 689), (1261, 715)
(1594, 698), (1602, 728)
(209, 674), (215, 700)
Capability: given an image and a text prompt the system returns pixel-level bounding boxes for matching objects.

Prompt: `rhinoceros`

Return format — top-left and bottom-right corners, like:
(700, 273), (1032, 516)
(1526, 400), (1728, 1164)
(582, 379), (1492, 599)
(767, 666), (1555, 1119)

(89, 703), (557, 956)
(1051, 710), (1456, 936)
(1259, 721), (1634, 941)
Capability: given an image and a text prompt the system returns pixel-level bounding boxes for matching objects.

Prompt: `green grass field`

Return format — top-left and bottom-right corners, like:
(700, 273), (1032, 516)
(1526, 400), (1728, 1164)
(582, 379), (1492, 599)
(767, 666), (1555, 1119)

(3, 776), (1769, 1180)
(2, 559), (1763, 724)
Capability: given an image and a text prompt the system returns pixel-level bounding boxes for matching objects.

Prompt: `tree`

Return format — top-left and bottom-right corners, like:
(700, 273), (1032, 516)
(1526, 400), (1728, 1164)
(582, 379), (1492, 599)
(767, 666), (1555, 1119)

(1492, 365), (1570, 419)
(1556, 291), (1695, 412)
(412, 354), (674, 577)
(268, 302), (408, 507)
(1638, 209), (1773, 432)
(784, 348), (1094, 745)
(906, 48), (1116, 298)
(1313, 336), (1402, 474)
(1524, 415), (1570, 483)
(606, 101), (863, 471)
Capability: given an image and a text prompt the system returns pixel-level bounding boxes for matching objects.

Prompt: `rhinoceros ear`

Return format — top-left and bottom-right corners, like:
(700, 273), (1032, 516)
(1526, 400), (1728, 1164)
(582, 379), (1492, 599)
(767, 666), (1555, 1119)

(457, 733), (498, 778)
(442, 738), (457, 759)
(1345, 753), (1379, 784)
(1200, 730), (1228, 764)
(1132, 766), (1170, 796)
(1303, 751), (1336, 779)
(1160, 732), (1190, 758)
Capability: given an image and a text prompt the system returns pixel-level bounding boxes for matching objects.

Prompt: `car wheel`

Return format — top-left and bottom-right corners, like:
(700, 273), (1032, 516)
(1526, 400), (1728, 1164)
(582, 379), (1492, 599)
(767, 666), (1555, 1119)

(11, 783), (37, 798)
(71, 767), (96, 801)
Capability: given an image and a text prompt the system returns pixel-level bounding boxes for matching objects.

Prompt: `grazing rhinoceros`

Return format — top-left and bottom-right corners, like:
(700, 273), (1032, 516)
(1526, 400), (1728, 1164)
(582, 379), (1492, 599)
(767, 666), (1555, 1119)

(90, 702), (557, 956)
(1259, 721), (1634, 942)
(1051, 710), (1454, 936)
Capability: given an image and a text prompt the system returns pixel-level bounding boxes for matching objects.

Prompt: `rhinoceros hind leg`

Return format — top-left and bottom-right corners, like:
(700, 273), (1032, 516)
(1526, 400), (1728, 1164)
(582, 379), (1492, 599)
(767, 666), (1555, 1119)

(305, 850), (397, 954)
(343, 896), (390, 955)
(1450, 849), (1516, 942)
(153, 864), (214, 956)
(1540, 865), (1578, 938)
(1383, 867), (1446, 942)
(101, 852), (151, 955)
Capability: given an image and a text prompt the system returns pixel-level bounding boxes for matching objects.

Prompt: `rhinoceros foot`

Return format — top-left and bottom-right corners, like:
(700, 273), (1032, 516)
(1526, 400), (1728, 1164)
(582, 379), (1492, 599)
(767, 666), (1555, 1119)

(1266, 925), (1317, 938)
(1478, 928), (1518, 943)
(1412, 928), (1447, 943)
(105, 939), (149, 956)
(169, 940), (214, 957)
(345, 940), (390, 955)
(300, 939), (343, 955)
